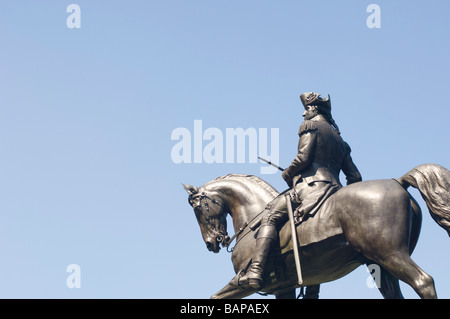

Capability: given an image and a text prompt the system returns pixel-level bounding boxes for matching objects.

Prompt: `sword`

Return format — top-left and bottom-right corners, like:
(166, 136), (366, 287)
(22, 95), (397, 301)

(258, 156), (303, 286)
(258, 157), (285, 171)
(286, 194), (303, 286)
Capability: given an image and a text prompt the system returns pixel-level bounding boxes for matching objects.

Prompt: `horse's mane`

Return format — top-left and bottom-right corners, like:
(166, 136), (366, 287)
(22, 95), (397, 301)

(207, 174), (279, 198)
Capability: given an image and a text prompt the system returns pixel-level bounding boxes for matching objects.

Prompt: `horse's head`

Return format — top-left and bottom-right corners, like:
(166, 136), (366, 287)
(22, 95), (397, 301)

(183, 183), (229, 253)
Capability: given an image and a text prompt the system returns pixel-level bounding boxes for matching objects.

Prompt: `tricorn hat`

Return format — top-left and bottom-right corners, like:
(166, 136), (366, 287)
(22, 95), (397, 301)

(300, 92), (331, 116)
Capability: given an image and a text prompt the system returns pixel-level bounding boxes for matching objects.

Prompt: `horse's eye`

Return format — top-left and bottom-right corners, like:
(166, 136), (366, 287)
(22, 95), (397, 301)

(190, 197), (200, 206)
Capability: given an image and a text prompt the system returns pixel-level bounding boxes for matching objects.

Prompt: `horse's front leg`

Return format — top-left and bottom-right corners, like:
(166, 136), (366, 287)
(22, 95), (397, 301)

(210, 272), (258, 299)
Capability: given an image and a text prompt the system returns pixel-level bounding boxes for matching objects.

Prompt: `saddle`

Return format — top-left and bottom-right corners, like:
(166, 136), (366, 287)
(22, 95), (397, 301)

(244, 185), (342, 250)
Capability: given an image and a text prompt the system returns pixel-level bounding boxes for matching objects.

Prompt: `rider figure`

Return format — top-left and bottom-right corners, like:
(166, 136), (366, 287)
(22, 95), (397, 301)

(242, 92), (362, 290)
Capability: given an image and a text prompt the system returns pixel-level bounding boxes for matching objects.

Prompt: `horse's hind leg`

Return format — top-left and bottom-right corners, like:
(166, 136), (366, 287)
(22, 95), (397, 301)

(376, 252), (436, 299)
(366, 262), (404, 299)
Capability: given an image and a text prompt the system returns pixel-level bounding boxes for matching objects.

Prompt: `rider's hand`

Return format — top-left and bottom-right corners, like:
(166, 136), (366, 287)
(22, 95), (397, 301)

(282, 170), (293, 188)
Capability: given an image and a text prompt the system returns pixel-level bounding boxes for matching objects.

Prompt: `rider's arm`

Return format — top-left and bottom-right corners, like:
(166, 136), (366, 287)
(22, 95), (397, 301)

(284, 130), (317, 179)
(341, 142), (362, 185)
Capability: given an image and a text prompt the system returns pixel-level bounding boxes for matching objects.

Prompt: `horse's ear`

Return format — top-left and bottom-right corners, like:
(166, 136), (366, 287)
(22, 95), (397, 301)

(182, 183), (199, 195)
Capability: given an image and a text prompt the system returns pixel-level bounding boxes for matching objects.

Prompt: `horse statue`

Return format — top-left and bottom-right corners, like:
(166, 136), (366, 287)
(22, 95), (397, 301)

(183, 163), (450, 299)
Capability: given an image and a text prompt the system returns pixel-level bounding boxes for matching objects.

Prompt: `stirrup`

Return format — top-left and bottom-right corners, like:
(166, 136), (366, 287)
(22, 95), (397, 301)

(249, 277), (263, 290)
(238, 267), (264, 290)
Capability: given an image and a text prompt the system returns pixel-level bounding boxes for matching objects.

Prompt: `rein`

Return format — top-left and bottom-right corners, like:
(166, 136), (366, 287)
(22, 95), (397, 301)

(222, 206), (269, 253)
(222, 222), (248, 252)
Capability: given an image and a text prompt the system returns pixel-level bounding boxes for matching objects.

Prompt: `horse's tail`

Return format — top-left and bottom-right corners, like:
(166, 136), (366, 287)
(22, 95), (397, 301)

(397, 163), (450, 237)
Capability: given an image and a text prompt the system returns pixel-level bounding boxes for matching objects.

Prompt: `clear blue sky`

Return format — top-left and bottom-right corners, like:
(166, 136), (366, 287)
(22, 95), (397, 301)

(0, 1), (449, 298)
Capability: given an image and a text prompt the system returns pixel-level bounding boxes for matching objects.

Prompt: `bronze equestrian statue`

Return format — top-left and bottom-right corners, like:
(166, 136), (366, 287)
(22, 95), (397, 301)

(239, 92), (362, 291)
(183, 93), (450, 299)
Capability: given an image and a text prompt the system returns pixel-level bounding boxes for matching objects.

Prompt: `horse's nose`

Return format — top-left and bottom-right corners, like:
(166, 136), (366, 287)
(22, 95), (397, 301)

(205, 238), (219, 253)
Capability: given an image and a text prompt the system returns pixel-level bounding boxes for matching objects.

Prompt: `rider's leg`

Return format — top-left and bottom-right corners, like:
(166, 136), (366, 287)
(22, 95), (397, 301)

(242, 195), (288, 289)
(246, 223), (277, 289)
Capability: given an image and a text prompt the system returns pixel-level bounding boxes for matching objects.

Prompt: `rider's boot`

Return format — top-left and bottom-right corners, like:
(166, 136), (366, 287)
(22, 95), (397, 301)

(241, 224), (276, 290)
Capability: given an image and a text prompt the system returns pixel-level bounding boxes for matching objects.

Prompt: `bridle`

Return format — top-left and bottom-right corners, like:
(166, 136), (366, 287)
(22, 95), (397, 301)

(191, 191), (231, 248)
(190, 191), (257, 253)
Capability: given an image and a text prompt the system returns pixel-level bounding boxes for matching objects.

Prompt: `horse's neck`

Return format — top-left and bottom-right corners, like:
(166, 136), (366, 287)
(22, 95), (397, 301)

(229, 205), (256, 232)
(218, 180), (274, 232)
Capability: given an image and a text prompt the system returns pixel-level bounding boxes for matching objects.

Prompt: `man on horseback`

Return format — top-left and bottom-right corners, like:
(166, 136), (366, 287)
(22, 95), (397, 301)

(241, 92), (362, 290)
